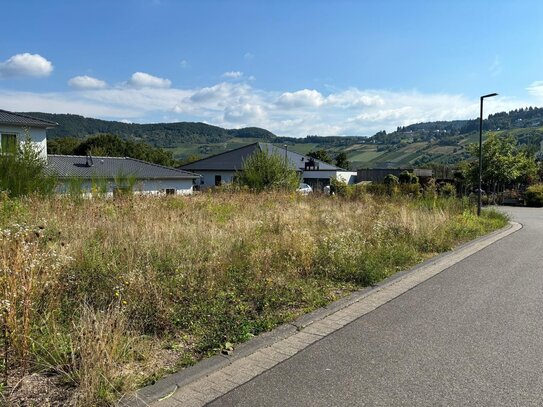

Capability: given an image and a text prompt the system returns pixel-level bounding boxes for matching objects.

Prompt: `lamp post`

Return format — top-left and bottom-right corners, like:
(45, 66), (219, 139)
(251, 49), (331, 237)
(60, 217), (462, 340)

(478, 92), (498, 216)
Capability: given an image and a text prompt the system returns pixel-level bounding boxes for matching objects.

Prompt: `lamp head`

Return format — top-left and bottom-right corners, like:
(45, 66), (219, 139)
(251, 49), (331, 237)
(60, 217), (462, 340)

(481, 93), (498, 99)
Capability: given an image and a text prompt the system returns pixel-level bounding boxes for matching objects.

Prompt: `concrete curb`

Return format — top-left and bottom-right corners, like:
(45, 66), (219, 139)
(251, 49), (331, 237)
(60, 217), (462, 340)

(121, 221), (521, 407)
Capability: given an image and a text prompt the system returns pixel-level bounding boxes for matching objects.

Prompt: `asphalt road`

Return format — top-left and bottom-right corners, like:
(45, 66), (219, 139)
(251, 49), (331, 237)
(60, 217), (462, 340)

(209, 207), (543, 406)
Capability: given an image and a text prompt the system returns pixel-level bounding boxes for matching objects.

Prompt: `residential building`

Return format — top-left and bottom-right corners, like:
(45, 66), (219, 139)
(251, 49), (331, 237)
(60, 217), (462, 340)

(180, 142), (357, 190)
(0, 109), (199, 195)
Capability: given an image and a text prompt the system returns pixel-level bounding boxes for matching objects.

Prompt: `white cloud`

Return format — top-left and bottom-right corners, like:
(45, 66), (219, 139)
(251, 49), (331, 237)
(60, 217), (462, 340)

(244, 52), (255, 61)
(527, 81), (543, 96)
(68, 75), (107, 90)
(222, 71), (243, 79)
(127, 72), (171, 88)
(190, 82), (251, 104)
(0, 89), (139, 118)
(180, 59), (188, 68)
(224, 103), (265, 123)
(277, 89), (325, 108)
(326, 89), (385, 108)
(0, 53), (53, 78)
(0, 77), (534, 138)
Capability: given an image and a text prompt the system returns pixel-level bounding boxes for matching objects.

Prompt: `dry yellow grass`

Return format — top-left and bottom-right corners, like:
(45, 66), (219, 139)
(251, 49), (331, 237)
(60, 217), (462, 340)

(0, 191), (507, 405)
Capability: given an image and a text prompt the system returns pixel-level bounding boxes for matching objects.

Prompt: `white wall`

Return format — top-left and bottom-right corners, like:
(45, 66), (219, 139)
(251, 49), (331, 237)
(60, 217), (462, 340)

(302, 170), (357, 184)
(195, 170), (237, 188)
(336, 171), (357, 184)
(57, 178), (194, 196)
(0, 125), (47, 159)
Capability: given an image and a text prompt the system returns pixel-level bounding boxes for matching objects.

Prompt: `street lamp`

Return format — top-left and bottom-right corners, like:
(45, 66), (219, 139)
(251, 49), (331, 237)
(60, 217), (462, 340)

(478, 92), (498, 216)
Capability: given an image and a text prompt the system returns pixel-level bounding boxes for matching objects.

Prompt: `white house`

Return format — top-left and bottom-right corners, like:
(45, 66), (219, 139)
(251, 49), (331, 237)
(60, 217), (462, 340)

(180, 142), (357, 190)
(48, 155), (199, 196)
(0, 109), (199, 195)
(0, 109), (53, 158)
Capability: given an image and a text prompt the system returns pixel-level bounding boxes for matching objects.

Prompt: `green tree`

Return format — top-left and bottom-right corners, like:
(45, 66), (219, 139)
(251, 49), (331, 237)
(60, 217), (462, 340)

(46, 137), (80, 155)
(49, 134), (177, 166)
(238, 150), (299, 192)
(465, 133), (537, 192)
(307, 149), (333, 164)
(335, 152), (350, 169)
(0, 138), (57, 197)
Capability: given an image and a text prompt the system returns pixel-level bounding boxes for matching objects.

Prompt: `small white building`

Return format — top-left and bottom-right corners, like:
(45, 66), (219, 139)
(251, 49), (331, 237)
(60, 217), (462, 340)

(180, 142), (357, 190)
(0, 109), (199, 195)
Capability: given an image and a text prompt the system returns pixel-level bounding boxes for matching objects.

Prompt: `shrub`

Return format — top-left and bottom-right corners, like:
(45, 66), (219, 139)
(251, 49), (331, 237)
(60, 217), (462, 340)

(399, 171), (419, 184)
(399, 183), (421, 197)
(524, 184), (543, 207)
(330, 177), (349, 197)
(237, 150), (299, 192)
(440, 183), (457, 198)
(0, 138), (56, 197)
(383, 174), (399, 186)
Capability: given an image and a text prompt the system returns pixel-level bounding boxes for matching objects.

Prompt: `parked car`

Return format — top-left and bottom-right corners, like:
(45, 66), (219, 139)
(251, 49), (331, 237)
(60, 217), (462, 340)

(296, 183), (313, 194)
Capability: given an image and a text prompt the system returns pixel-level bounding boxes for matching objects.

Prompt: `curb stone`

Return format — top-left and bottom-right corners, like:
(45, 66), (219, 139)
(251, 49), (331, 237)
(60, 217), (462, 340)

(121, 221), (521, 407)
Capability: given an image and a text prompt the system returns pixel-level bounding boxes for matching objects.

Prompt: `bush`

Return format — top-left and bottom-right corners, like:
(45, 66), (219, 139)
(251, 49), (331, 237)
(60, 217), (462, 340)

(237, 150), (299, 192)
(0, 138), (57, 197)
(440, 183), (457, 198)
(399, 171), (419, 184)
(330, 177), (349, 197)
(524, 184), (543, 207)
(383, 174), (399, 186)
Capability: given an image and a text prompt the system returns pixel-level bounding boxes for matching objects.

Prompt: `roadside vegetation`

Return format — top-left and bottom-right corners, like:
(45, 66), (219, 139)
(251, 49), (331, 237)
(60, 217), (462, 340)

(1, 190), (507, 405)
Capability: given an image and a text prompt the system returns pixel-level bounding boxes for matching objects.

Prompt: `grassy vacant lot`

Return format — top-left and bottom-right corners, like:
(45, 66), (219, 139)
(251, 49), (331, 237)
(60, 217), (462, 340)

(1, 192), (507, 405)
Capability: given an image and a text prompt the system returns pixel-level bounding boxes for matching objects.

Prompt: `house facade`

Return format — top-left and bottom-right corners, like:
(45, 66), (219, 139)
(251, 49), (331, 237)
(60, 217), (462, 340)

(0, 109), (199, 195)
(180, 142), (357, 190)
(48, 155), (199, 196)
(0, 110), (54, 159)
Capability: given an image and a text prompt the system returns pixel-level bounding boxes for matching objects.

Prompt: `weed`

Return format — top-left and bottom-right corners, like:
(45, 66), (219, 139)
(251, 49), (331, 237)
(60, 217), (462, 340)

(0, 192), (507, 404)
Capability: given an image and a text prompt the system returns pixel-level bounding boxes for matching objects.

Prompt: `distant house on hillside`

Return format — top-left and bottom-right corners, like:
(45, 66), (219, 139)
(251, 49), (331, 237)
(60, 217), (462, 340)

(0, 109), (199, 195)
(180, 142), (357, 190)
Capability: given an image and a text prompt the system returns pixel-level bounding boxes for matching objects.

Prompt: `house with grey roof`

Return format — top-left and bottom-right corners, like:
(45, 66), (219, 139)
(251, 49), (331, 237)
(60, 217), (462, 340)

(1, 109), (199, 196)
(180, 142), (357, 190)
(48, 155), (199, 196)
(0, 109), (57, 159)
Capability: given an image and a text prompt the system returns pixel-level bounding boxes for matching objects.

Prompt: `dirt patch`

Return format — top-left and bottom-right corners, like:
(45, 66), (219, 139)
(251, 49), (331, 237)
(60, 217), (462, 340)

(5, 372), (74, 407)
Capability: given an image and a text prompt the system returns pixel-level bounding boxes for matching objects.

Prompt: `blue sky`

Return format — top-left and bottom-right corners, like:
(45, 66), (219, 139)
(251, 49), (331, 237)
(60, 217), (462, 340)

(1, 0), (543, 137)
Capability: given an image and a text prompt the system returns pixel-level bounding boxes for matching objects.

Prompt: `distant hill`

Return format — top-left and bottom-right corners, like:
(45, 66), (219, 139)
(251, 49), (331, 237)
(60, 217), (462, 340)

(24, 112), (277, 147)
(25, 107), (543, 168)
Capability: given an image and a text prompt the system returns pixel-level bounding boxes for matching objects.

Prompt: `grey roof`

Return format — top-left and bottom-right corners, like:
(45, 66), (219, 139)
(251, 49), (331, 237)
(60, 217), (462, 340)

(180, 142), (343, 171)
(47, 155), (199, 179)
(0, 110), (58, 128)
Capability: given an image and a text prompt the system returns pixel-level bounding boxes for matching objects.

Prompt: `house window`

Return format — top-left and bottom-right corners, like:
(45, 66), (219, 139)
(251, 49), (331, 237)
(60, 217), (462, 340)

(215, 175), (222, 186)
(1, 133), (17, 154)
(165, 188), (176, 195)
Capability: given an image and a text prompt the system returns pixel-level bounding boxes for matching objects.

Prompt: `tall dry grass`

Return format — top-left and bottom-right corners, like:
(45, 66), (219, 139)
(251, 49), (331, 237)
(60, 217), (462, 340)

(0, 191), (507, 405)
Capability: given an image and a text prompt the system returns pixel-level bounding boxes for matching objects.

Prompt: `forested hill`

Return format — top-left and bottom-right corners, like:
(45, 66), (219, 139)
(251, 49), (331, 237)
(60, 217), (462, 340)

(24, 106), (543, 168)
(24, 112), (277, 147)
(373, 106), (543, 144)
